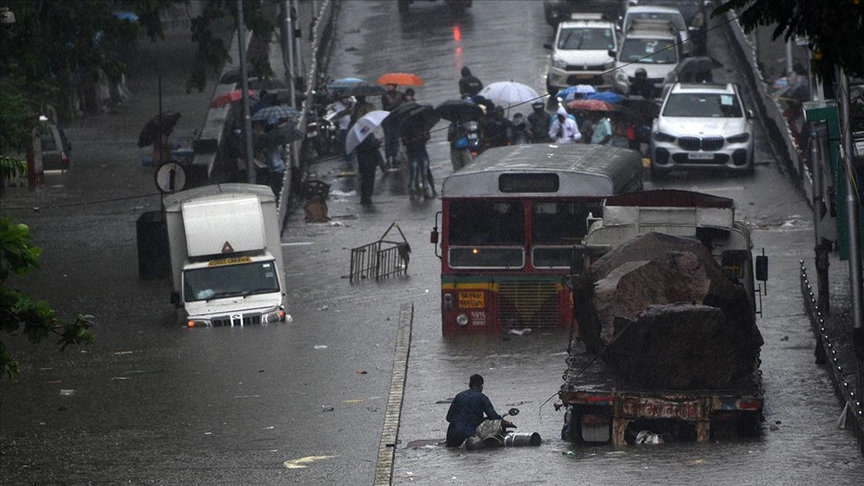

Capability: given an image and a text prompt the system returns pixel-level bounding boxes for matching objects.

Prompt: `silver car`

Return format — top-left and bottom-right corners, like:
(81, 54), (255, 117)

(650, 82), (754, 176)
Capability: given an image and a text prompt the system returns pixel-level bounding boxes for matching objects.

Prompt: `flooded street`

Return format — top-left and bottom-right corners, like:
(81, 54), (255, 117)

(0, 1), (861, 484)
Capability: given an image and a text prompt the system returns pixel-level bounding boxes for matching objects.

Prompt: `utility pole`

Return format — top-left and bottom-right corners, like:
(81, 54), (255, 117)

(284, 0), (296, 109)
(237, 0), (255, 183)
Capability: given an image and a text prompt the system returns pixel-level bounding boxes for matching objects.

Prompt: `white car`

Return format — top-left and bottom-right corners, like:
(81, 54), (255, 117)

(612, 19), (681, 96)
(545, 14), (618, 94)
(651, 82), (754, 176)
(622, 5), (691, 57)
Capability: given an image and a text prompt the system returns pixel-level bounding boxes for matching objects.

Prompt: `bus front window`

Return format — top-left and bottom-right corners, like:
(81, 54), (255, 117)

(448, 200), (525, 268)
(449, 200), (524, 245)
(532, 201), (601, 268)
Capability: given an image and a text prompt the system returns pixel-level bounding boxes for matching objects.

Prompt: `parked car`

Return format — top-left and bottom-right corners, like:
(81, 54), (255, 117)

(544, 13), (619, 94)
(612, 18), (682, 96)
(628, 0), (713, 55)
(622, 5), (691, 57)
(39, 118), (72, 172)
(650, 82), (754, 176)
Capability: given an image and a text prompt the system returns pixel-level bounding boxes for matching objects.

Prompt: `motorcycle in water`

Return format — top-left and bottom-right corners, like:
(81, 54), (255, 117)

(306, 92), (347, 159)
(464, 408), (542, 450)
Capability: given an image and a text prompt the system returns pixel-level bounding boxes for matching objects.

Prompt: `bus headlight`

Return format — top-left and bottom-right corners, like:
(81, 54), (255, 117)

(456, 314), (469, 327)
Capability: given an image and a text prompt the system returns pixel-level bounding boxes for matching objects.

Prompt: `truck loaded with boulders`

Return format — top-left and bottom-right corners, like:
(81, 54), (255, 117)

(558, 190), (768, 446)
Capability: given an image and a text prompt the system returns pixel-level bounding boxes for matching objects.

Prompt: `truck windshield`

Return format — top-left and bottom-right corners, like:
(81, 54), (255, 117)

(184, 260), (280, 302)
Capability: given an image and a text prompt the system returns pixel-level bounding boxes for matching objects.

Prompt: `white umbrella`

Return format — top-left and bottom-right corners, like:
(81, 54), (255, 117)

(345, 110), (389, 154)
(478, 81), (541, 108)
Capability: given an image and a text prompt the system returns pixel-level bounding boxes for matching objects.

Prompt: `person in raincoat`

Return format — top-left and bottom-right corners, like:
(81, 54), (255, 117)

(458, 66), (483, 97)
(549, 106), (581, 144)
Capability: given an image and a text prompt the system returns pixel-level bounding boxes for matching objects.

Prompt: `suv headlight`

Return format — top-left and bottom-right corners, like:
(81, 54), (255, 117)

(726, 133), (750, 144)
(261, 309), (286, 323)
(552, 57), (567, 70)
(654, 131), (676, 143)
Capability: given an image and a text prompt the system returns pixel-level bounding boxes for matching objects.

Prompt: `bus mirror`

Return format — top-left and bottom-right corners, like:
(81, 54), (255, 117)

(430, 227), (439, 244)
(755, 252), (768, 282)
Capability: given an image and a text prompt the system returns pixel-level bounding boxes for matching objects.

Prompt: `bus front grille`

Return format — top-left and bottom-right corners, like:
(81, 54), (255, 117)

(497, 280), (560, 329)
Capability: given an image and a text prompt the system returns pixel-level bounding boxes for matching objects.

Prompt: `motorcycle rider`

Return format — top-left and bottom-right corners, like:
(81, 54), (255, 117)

(446, 374), (509, 448)
(527, 101), (551, 143)
(458, 66), (483, 97)
(628, 68), (656, 100)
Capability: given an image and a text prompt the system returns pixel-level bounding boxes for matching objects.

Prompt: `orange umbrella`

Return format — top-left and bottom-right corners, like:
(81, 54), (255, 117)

(210, 89), (257, 108)
(376, 72), (424, 87)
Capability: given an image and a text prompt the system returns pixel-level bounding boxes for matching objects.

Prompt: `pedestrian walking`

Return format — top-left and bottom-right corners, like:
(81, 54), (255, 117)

(356, 132), (382, 205)
(402, 122), (432, 200)
(549, 106), (581, 144)
(484, 106), (514, 148)
(588, 112), (613, 145)
(381, 83), (406, 168)
(333, 93), (354, 165)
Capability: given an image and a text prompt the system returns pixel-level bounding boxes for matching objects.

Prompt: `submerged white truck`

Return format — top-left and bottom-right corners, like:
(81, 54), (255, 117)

(163, 184), (287, 327)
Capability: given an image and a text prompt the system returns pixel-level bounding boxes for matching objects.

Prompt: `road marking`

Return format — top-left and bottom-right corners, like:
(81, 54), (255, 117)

(374, 302), (413, 486)
(281, 242), (314, 246)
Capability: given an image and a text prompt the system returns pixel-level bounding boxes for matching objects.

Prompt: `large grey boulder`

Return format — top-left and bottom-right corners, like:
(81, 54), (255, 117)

(574, 232), (762, 390)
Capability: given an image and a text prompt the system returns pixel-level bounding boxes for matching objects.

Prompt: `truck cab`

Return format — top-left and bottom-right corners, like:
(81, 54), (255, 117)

(163, 184), (287, 327)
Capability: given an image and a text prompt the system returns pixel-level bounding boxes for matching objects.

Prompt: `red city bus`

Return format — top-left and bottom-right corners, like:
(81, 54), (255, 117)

(431, 144), (644, 335)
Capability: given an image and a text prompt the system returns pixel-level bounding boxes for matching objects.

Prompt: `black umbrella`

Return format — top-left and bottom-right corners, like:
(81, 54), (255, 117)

(434, 99), (485, 122)
(619, 97), (660, 125)
(673, 56), (723, 83)
(138, 112), (181, 148)
(383, 102), (440, 132)
(778, 83), (810, 103)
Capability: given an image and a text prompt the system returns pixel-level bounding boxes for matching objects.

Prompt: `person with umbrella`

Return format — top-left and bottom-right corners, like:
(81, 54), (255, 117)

(254, 121), (287, 196)
(401, 119), (433, 201)
(381, 84), (406, 168)
(356, 130), (383, 206)
(527, 101), (551, 143)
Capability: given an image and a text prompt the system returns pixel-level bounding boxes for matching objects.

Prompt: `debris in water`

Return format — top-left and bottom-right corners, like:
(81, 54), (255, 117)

(283, 455), (334, 469)
(59, 389), (75, 396)
(508, 328), (532, 336)
(314, 345), (328, 350)
(357, 370), (367, 375)
(322, 406), (335, 412)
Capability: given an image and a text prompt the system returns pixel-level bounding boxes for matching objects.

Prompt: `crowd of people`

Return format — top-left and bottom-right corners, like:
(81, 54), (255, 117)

(321, 65), (646, 206)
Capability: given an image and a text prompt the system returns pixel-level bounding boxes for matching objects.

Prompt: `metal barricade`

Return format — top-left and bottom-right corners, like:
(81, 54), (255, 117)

(350, 222), (411, 283)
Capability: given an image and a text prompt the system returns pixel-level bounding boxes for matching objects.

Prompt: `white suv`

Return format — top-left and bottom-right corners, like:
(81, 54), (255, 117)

(545, 14), (618, 94)
(651, 82), (754, 176)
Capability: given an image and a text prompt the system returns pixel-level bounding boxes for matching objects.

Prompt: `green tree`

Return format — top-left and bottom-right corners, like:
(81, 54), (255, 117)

(717, 0), (864, 81)
(0, 213), (95, 380)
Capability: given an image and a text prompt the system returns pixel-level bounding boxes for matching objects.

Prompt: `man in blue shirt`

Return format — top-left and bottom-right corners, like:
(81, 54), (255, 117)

(446, 374), (503, 447)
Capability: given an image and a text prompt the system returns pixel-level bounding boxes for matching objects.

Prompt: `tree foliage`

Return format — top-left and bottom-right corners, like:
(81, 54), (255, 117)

(0, 0), (279, 153)
(0, 216), (95, 380)
(717, 0), (864, 81)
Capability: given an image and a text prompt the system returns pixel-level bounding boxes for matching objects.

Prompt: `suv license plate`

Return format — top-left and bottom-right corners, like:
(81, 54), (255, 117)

(689, 152), (714, 160)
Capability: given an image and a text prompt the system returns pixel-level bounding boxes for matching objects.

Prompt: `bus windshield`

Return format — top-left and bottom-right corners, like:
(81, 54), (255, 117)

(184, 260), (280, 302)
(532, 201), (601, 244)
(449, 200), (524, 245)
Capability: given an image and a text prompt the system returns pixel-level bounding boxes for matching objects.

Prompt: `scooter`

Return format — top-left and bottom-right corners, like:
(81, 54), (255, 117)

(465, 120), (483, 158)
(464, 408), (542, 450)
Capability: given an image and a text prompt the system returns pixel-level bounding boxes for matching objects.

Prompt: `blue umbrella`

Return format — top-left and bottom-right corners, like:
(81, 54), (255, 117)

(586, 91), (624, 104)
(327, 77), (370, 90)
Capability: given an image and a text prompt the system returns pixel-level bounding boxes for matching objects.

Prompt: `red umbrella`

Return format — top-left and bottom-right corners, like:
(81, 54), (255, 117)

(566, 99), (615, 113)
(210, 89), (257, 108)
(376, 72), (424, 87)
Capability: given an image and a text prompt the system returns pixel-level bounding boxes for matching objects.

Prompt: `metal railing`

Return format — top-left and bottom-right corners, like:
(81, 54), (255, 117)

(350, 222), (411, 284)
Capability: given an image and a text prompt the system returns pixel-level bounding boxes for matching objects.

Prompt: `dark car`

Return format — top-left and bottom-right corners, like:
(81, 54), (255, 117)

(544, 0), (628, 27)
